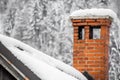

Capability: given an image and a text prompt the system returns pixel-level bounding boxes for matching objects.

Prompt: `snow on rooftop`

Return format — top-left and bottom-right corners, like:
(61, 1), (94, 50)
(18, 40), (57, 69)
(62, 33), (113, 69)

(0, 34), (87, 80)
(70, 8), (117, 21)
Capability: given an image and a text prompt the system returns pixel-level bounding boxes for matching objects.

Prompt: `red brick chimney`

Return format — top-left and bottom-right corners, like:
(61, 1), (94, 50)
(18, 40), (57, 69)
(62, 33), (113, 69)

(71, 18), (112, 80)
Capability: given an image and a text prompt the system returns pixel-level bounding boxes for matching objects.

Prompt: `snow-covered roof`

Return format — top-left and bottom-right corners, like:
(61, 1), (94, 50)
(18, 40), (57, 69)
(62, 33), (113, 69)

(70, 8), (117, 20)
(0, 34), (87, 80)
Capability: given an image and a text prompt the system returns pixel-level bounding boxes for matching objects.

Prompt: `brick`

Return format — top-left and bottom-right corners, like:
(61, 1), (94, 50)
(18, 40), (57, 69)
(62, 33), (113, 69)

(94, 75), (105, 80)
(86, 53), (96, 56)
(87, 22), (101, 26)
(72, 24), (78, 27)
(78, 53), (86, 56)
(86, 68), (94, 71)
(99, 63), (106, 67)
(99, 56), (105, 59)
(79, 47), (85, 49)
(95, 53), (105, 56)
(85, 29), (89, 33)
(85, 19), (96, 22)
(78, 64), (85, 67)
(88, 57), (96, 60)
(94, 67), (105, 71)
(86, 39), (95, 43)
(95, 60), (105, 64)
(73, 53), (79, 56)
(74, 40), (78, 43)
(74, 27), (78, 29)
(85, 43), (98, 47)
(90, 71), (100, 75)
(72, 19), (82, 23)
(78, 68), (87, 71)
(88, 49), (105, 53)
(73, 60), (78, 64)
(77, 43), (86, 46)
(73, 22), (88, 26)
(74, 36), (78, 39)
(73, 45), (78, 49)
(72, 18), (111, 80)
(87, 47), (94, 49)
(85, 26), (89, 29)
(78, 40), (85, 43)
(102, 22), (110, 26)
(97, 19), (112, 24)
(78, 57), (84, 60)
(87, 61), (95, 64)
(79, 51), (84, 54)
(84, 57), (88, 60)
(74, 30), (78, 33)
(73, 57), (79, 60)
(73, 64), (82, 68)
(85, 35), (89, 39)
(95, 45), (105, 49)
(94, 39), (105, 43)
(97, 19), (107, 22)
(73, 50), (79, 54)
(88, 22), (109, 26)
(74, 33), (78, 36)
(72, 19), (86, 23)
(74, 33), (78, 37)
(87, 62), (101, 66)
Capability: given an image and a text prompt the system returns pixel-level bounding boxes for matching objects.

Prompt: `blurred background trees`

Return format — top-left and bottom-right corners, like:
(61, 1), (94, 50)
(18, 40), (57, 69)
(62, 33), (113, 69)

(0, 0), (120, 79)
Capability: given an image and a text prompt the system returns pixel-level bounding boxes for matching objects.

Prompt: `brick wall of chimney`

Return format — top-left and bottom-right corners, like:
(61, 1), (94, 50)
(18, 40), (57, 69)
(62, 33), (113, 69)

(72, 18), (112, 80)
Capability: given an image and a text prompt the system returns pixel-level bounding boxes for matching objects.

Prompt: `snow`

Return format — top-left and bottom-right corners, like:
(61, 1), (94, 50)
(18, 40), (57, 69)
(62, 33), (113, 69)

(0, 0), (120, 79)
(70, 8), (117, 22)
(0, 34), (87, 80)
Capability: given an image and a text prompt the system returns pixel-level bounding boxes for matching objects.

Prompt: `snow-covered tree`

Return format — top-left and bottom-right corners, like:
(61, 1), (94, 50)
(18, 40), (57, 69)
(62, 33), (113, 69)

(0, 0), (120, 79)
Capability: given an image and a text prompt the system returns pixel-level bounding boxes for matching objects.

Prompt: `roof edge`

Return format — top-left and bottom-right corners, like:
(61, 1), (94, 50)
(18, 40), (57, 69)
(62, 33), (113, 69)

(0, 54), (26, 80)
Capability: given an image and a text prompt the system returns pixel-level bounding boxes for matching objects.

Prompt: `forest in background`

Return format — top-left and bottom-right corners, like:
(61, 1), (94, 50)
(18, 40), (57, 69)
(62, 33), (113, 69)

(0, 0), (120, 79)
(0, 0), (116, 65)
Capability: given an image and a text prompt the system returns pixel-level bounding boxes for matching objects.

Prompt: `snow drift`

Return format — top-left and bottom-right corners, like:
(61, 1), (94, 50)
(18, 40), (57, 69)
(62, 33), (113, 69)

(0, 34), (87, 80)
(70, 8), (117, 20)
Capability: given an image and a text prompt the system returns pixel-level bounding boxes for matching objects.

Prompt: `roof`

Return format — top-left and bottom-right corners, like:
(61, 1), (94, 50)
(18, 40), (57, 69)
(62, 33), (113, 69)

(70, 8), (116, 20)
(0, 42), (40, 80)
(0, 34), (87, 80)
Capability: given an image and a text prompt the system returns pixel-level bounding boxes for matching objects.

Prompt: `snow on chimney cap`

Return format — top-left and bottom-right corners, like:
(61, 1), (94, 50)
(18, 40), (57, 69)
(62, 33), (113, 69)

(70, 8), (116, 20)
